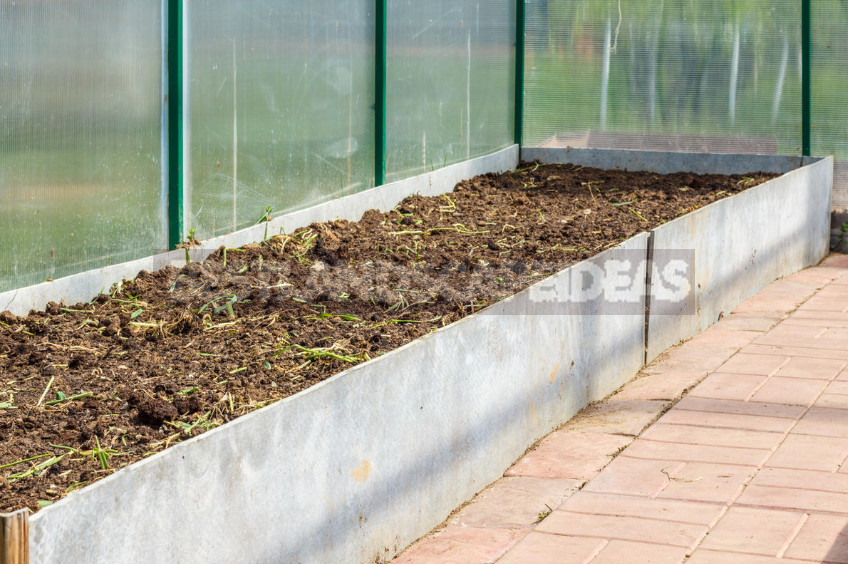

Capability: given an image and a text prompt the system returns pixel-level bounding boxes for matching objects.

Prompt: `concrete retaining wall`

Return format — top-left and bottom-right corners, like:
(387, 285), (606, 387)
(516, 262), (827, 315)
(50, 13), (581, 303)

(0, 146), (519, 317)
(646, 157), (833, 360)
(521, 147), (816, 176)
(522, 148), (833, 362)
(29, 235), (649, 564)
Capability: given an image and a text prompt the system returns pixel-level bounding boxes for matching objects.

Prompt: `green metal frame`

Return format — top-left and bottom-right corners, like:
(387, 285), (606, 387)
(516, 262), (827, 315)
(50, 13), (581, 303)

(514, 0), (525, 147)
(167, 0), (184, 249)
(375, 0), (387, 186)
(802, 0), (811, 157)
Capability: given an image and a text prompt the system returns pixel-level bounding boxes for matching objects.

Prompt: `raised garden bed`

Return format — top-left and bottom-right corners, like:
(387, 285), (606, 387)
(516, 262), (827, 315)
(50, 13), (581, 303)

(0, 148), (832, 564)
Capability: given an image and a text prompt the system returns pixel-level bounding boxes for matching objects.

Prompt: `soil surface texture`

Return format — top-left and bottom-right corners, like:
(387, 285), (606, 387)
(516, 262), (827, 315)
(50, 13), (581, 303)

(0, 162), (776, 512)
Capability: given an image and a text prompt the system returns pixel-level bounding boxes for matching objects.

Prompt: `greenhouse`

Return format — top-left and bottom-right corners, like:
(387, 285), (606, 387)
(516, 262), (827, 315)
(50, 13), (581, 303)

(1, 1), (847, 563)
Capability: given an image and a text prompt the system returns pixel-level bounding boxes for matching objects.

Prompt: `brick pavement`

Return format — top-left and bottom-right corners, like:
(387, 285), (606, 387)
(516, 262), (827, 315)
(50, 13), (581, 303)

(394, 254), (848, 563)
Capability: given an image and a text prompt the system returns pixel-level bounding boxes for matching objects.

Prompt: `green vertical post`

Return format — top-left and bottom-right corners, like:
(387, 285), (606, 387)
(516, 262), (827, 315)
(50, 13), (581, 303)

(802, 0), (811, 157)
(514, 0), (525, 147)
(167, 0), (184, 249)
(375, 0), (387, 186)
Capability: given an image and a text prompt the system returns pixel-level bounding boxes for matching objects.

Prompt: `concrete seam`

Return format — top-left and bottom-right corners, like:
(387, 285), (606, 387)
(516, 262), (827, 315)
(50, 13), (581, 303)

(644, 230), (655, 367)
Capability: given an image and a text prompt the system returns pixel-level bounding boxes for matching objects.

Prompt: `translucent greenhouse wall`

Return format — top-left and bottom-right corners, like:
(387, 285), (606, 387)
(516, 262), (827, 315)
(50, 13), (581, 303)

(524, 0), (802, 156)
(187, 1), (375, 239)
(386, 0), (515, 183)
(0, 1), (164, 292)
(812, 3), (848, 209)
(3, 0), (848, 293)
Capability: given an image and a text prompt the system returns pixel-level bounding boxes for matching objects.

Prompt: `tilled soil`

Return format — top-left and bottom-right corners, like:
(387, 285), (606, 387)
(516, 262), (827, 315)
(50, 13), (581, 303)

(0, 163), (776, 512)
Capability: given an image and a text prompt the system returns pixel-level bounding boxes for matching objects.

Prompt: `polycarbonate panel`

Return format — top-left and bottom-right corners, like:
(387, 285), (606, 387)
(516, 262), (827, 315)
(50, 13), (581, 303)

(188, 1), (374, 239)
(386, 0), (515, 183)
(525, 0), (801, 156)
(0, 1), (164, 292)
(812, 3), (848, 209)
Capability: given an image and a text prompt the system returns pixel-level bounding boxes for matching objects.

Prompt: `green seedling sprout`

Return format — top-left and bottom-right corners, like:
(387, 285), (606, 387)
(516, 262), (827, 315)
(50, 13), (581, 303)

(165, 412), (213, 436)
(0, 453), (53, 471)
(222, 247), (246, 269)
(92, 437), (113, 470)
(169, 274), (187, 293)
(8, 454), (66, 483)
(258, 206), (273, 241)
(628, 207), (648, 222)
(45, 391), (92, 406)
(198, 293), (238, 319)
(177, 228), (198, 264)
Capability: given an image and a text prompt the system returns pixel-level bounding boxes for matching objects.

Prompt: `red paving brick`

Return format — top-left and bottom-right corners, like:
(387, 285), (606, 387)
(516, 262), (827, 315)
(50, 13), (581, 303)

(504, 431), (631, 480)
(698, 507), (806, 556)
(535, 511), (707, 547)
(783, 513), (848, 562)
(684, 327), (764, 349)
(790, 310), (848, 323)
(766, 434), (848, 472)
(449, 477), (582, 530)
(639, 423), (783, 450)
(656, 462), (757, 504)
(733, 283), (813, 314)
(775, 356), (848, 379)
(757, 323), (830, 342)
(744, 343), (848, 360)
(395, 257), (848, 563)
(827, 380), (848, 395)
(751, 467), (848, 493)
(495, 533), (606, 564)
(717, 353), (790, 376)
(392, 526), (525, 563)
(749, 376), (829, 406)
(657, 408), (796, 434)
(583, 456), (757, 504)
(641, 343), (738, 377)
(710, 313), (785, 333)
(561, 399), (670, 437)
(559, 492), (723, 525)
(689, 372), (767, 401)
(610, 371), (708, 401)
(580, 456), (677, 497)
(673, 396), (807, 419)
(685, 550), (809, 563)
(591, 540), (689, 564)
(620, 439), (770, 467)
(792, 406), (848, 437)
(736, 484), (848, 514)
(783, 315), (848, 328)
(816, 393), (848, 410)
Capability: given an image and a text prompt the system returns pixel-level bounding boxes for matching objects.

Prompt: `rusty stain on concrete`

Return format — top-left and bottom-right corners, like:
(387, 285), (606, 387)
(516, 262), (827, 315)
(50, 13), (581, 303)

(352, 460), (372, 483)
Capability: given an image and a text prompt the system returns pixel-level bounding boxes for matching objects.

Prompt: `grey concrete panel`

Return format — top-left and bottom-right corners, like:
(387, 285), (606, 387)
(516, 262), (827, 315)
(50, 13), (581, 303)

(29, 234), (648, 564)
(522, 147), (814, 176)
(646, 157), (833, 361)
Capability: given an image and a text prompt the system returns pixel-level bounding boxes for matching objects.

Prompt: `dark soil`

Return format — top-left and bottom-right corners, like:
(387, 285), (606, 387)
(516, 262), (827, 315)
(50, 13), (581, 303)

(0, 163), (776, 512)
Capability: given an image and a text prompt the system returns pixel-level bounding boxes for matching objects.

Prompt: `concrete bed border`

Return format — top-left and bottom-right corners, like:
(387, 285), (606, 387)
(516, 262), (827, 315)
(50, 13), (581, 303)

(523, 148), (833, 361)
(4, 148), (833, 564)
